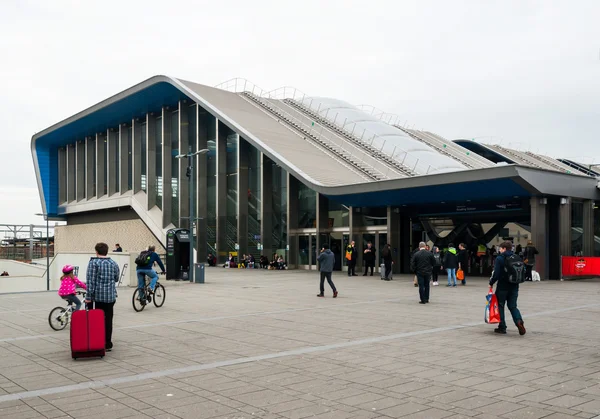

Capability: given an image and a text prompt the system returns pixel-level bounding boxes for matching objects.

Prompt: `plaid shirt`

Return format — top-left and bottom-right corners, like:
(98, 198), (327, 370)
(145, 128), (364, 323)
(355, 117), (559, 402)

(86, 257), (120, 303)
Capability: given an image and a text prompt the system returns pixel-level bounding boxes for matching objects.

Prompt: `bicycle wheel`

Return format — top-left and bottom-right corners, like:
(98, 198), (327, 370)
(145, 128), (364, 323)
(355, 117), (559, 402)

(153, 283), (166, 308)
(132, 288), (146, 312)
(48, 307), (69, 331)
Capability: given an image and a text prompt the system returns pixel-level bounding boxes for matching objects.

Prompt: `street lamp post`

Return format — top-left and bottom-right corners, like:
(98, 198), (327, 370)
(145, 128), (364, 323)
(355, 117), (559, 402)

(176, 148), (209, 283)
(35, 213), (50, 291)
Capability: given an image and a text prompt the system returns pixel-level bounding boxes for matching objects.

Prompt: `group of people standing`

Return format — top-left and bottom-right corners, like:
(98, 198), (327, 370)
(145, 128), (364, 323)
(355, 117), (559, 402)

(344, 241), (393, 279)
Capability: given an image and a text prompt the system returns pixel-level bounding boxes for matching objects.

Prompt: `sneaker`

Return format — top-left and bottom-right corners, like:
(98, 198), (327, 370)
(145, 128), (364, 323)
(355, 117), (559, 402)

(453, 284), (457, 287)
(446, 284), (452, 287)
(433, 282), (439, 286)
(317, 294), (324, 298)
(333, 291), (338, 298)
(494, 328), (507, 334)
(516, 320), (526, 335)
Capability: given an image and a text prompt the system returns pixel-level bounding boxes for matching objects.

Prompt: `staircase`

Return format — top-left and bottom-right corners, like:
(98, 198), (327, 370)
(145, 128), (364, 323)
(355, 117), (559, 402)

(488, 145), (546, 170)
(284, 99), (416, 177)
(241, 91), (385, 181)
(524, 152), (579, 174)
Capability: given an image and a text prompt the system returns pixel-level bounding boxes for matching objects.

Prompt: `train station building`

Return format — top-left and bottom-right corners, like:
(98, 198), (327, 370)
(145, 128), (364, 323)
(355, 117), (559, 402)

(31, 76), (600, 279)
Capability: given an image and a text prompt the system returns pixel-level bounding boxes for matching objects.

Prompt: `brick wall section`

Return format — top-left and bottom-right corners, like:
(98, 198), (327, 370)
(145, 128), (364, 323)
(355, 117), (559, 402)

(55, 218), (165, 254)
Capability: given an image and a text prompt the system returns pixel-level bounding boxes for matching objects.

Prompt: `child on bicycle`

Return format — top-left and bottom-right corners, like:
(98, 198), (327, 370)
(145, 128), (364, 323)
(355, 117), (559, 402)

(58, 265), (86, 311)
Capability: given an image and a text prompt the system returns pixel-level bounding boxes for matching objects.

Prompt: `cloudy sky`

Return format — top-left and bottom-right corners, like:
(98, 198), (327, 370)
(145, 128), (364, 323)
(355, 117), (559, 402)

(1, 0), (599, 225)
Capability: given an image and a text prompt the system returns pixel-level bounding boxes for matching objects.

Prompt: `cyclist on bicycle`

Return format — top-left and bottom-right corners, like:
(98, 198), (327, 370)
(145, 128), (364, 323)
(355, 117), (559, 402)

(136, 245), (166, 301)
(57, 265), (86, 311)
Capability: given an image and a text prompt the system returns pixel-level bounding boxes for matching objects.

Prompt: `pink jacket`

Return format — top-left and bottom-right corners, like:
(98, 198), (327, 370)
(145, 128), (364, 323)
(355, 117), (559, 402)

(58, 276), (86, 297)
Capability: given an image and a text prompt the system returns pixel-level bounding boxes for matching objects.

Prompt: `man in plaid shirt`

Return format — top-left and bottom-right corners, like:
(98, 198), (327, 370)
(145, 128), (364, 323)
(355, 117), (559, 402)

(85, 242), (120, 351)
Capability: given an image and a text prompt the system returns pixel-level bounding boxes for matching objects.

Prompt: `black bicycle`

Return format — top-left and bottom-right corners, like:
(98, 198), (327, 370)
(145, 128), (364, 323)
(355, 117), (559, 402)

(132, 273), (165, 312)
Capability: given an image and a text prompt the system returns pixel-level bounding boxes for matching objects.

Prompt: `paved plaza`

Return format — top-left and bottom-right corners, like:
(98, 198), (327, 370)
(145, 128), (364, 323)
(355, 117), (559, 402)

(1, 269), (600, 419)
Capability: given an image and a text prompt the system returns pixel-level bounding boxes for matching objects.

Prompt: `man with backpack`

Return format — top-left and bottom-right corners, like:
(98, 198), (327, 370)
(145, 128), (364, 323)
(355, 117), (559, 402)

(135, 245), (166, 302)
(489, 241), (526, 335)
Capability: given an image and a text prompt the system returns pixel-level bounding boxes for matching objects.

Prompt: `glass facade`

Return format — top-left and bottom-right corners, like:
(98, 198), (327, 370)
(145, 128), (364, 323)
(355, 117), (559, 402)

(226, 133), (238, 253)
(206, 113), (217, 255)
(102, 138), (107, 196)
(155, 116), (163, 209)
(90, 138), (96, 196)
(171, 110), (179, 226)
(594, 203), (600, 257)
(571, 200), (584, 256)
(271, 163), (287, 255)
(128, 126), (132, 190)
(298, 182), (316, 228)
(328, 201), (349, 228)
(247, 140), (261, 257)
(141, 121), (147, 192)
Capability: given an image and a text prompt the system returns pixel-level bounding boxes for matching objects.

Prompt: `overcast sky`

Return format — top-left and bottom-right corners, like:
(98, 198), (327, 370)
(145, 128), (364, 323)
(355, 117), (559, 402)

(1, 0), (599, 226)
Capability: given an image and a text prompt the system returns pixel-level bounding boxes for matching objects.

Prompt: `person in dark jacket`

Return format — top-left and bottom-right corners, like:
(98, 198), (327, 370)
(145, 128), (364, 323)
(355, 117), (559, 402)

(136, 245), (166, 302)
(443, 243), (458, 287)
(411, 242), (436, 304)
(362, 242), (376, 276)
(317, 244), (337, 298)
(489, 241), (526, 335)
(346, 241), (358, 276)
(432, 246), (442, 286)
(457, 243), (468, 286)
(523, 240), (539, 280)
(382, 244), (393, 280)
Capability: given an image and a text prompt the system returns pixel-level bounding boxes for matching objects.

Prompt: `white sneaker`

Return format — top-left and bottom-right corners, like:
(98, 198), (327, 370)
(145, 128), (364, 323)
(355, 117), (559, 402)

(433, 282), (439, 286)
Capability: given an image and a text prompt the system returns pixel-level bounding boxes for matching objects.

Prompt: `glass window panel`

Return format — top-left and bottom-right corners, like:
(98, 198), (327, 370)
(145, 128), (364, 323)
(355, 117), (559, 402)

(594, 203), (599, 257)
(298, 235), (309, 265)
(271, 163), (287, 257)
(171, 111), (179, 226)
(90, 140), (96, 196)
(206, 113), (217, 259)
(141, 122), (147, 192)
(128, 126), (132, 190)
(297, 182), (316, 228)
(155, 117), (162, 209)
(247, 140), (261, 258)
(226, 133), (238, 253)
(328, 201), (349, 228)
(103, 138), (107, 196)
(571, 201), (584, 256)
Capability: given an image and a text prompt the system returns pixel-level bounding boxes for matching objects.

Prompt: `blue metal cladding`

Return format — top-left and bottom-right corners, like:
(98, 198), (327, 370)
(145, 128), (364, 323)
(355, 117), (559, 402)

(34, 82), (190, 215)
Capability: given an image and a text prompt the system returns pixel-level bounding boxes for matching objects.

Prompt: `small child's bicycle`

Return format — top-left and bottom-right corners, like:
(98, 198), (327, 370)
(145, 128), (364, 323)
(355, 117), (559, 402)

(48, 291), (86, 331)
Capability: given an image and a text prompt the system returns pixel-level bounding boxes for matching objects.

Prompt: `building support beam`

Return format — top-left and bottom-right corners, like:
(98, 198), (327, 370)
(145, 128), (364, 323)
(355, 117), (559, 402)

(530, 197), (549, 279)
(238, 138), (249, 257)
(260, 154), (273, 256)
(316, 194), (328, 256)
(75, 141), (85, 201)
(559, 197), (572, 259)
(216, 120), (227, 263)
(146, 114), (157, 209)
(132, 119), (142, 194)
(58, 148), (67, 204)
(196, 105), (209, 261)
(119, 123), (129, 194)
(583, 199), (595, 256)
(178, 101), (190, 229)
(85, 137), (94, 200)
(162, 108), (172, 228)
(96, 133), (106, 198)
(387, 207), (401, 274)
(287, 174), (299, 268)
(399, 215), (411, 273)
(107, 129), (118, 196)
(66, 144), (75, 202)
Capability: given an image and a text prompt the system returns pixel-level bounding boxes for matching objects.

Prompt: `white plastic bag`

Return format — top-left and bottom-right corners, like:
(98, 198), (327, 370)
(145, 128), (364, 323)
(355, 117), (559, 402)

(532, 270), (541, 281)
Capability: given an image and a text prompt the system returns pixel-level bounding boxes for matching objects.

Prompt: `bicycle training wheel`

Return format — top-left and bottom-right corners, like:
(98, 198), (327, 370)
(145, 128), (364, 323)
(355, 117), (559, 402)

(132, 288), (146, 312)
(48, 307), (69, 331)
(153, 283), (166, 308)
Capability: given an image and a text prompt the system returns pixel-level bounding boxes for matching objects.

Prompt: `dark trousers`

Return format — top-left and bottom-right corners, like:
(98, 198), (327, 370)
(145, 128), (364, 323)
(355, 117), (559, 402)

(432, 267), (441, 282)
(364, 263), (374, 275)
(461, 272), (467, 285)
(320, 271), (337, 294)
(384, 261), (392, 279)
(495, 287), (522, 330)
(87, 301), (115, 349)
(417, 273), (430, 302)
(348, 261), (356, 276)
(525, 264), (533, 280)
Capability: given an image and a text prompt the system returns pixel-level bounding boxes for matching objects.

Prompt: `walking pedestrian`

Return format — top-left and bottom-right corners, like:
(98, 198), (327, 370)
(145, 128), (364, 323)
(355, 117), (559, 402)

(443, 243), (458, 287)
(432, 246), (442, 286)
(363, 242), (376, 276)
(382, 244), (393, 281)
(317, 244), (338, 298)
(458, 243), (468, 285)
(84, 242), (120, 351)
(489, 241), (526, 335)
(345, 241), (357, 277)
(411, 242), (436, 304)
(523, 240), (539, 280)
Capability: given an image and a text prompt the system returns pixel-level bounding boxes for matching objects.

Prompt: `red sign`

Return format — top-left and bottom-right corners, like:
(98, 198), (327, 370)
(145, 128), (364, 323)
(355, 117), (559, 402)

(561, 256), (600, 277)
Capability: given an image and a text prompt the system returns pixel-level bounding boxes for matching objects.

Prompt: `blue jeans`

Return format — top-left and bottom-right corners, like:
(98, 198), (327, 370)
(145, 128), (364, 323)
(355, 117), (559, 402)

(447, 269), (457, 286)
(495, 287), (522, 330)
(137, 269), (158, 292)
(64, 294), (82, 311)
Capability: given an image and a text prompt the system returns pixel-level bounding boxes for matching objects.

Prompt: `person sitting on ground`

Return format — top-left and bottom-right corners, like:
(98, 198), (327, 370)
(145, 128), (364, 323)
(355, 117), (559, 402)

(0, 271), (8, 276)
(277, 255), (286, 270)
(241, 254), (248, 268)
(223, 253), (235, 268)
(58, 264), (87, 311)
(259, 255), (269, 269)
(206, 253), (216, 267)
(269, 254), (279, 270)
(247, 254), (255, 268)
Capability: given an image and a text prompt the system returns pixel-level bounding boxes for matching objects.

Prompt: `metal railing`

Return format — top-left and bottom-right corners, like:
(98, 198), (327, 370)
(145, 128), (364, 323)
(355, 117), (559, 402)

(215, 78), (442, 176)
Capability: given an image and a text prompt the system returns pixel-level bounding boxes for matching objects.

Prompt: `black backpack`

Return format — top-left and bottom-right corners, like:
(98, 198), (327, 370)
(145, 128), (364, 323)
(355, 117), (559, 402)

(504, 254), (525, 284)
(135, 250), (152, 266)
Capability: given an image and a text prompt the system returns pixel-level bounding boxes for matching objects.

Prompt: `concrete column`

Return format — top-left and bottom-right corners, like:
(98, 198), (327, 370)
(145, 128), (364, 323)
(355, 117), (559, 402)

(583, 199), (594, 256)
(316, 194), (328, 254)
(530, 197), (549, 279)
(196, 106), (209, 260)
(559, 197), (572, 257)
(348, 206), (364, 269)
(238, 138), (249, 256)
(162, 108), (172, 228)
(287, 173), (299, 267)
(179, 101), (190, 229)
(260, 154), (273, 255)
(132, 119), (142, 193)
(66, 143), (75, 202)
(75, 141), (85, 201)
(119, 124), (129, 193)
(216, 120), (227, 262)
(387, 207), (402, 274)
(58, 147), (67, 204)
(96, 132), (106, 198)
(146, 114), (157, 209)
(85, 137), (94, 200)
(107, 129), (118, 196)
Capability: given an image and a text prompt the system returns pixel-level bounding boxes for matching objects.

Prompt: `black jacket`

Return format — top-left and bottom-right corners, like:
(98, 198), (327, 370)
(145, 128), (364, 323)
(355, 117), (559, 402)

(411, 249), (436, 275)
(457, 249), (468, 268)
(363, 246), (376, 264)
(382, 246), (393, 263)
(443, 249), (458, 269)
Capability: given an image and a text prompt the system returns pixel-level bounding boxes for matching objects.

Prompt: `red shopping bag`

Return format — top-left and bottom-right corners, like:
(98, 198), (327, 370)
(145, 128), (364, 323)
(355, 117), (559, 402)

(485, 287), (500, 324)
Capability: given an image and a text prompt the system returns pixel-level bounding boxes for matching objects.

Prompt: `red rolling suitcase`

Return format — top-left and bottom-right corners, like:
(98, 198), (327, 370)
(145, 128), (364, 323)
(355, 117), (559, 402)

(70, 306), (106, 359)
